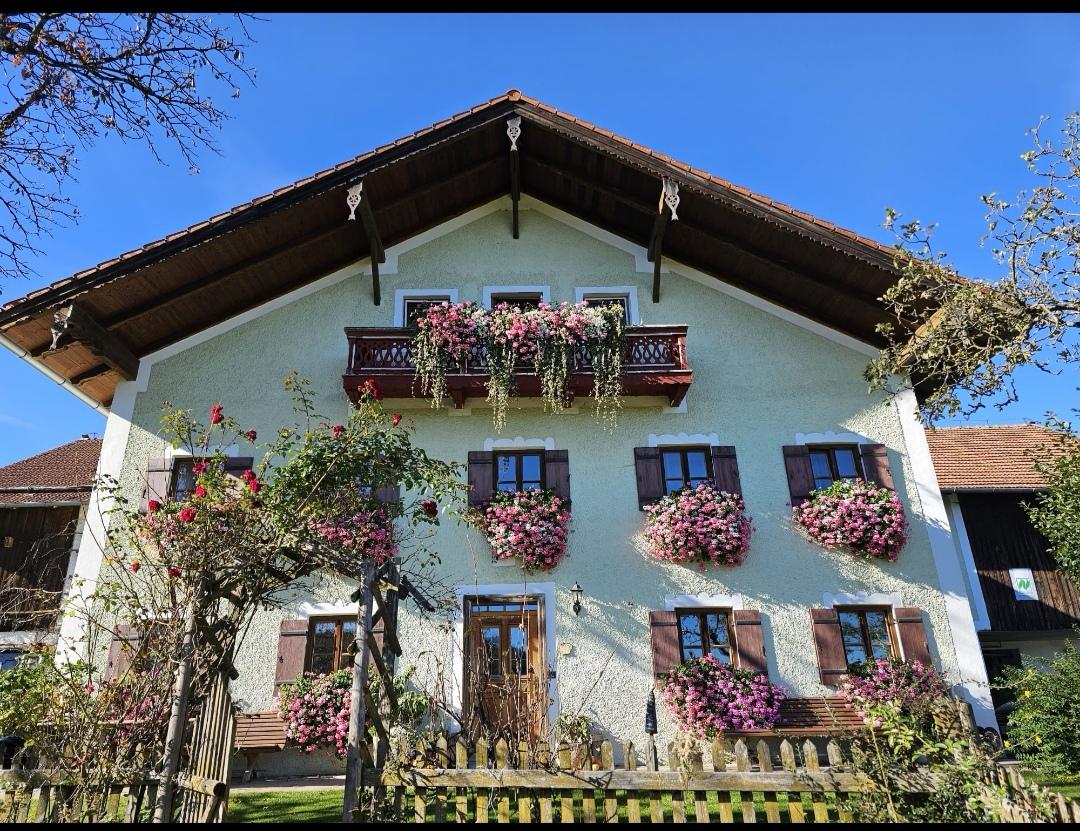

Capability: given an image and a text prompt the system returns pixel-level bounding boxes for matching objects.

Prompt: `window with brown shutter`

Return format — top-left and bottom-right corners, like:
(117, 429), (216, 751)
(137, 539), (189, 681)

(467, 451), (495, 507)
(140, 458), (173, 514)
(275, 619), (310, 686)
(543, 449), (571, 506)
(835, 606), (898, 665)
(859, 444), (895, 490)
(732, 609), (768, 676)
(810, 607), (849, 686)
(806, 445), (864, 490)
(782, 445), (816, 506)
(710, 446), (743, 497)
(634, 447), (665, 510)
(893, 607), (933, 666)
(648, 610), (681, 677)
(675, 608), (736, 665)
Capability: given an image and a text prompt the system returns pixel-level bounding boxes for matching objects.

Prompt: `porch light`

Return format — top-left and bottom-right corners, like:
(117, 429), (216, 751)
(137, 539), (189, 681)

(569, 582), (584, 616)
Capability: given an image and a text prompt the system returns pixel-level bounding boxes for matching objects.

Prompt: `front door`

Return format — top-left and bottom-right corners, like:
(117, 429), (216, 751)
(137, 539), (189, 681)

(463, 596), (546, 743)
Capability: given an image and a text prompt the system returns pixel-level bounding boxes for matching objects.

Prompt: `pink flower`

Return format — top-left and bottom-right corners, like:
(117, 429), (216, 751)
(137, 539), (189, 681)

(391, 413), (402, 427)
(194, 484), (207, 499)
(249, 479), (261, 495)
(357, 378), (383, 401)
(192, 460), (210, 475)
(130, 560), (140, 573)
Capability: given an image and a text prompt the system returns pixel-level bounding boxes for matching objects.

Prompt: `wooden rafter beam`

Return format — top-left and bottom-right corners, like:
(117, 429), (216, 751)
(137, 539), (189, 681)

(648, 178), (679, 303)
(346, 180), (386, 306)
(46, 302), (138, 380)
(507, 116), (522, 239)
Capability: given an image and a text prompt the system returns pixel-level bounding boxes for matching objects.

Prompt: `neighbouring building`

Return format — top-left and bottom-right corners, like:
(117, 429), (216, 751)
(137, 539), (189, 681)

(0, 90), (1002, 775)
(928, 424), (1080, 733)
(0, 437), (100, 668)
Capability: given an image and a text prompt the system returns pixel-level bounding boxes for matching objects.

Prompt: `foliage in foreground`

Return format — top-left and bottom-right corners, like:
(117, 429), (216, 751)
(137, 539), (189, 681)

(1024, 424), (1080, 583)
(996, 632), (1080, 777)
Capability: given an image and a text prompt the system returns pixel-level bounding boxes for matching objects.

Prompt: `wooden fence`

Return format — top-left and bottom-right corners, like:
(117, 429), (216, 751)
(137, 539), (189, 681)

(356, 734), (1080, 824)
(0, 777), (160, 823)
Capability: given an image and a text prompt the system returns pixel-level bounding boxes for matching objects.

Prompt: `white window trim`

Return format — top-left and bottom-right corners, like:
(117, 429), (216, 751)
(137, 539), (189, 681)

(165, 443), (242, 460)
(795, 431), (873, 446)
(297, 601), (358, 620)
(482, 285), (550, 308)
(449, 582), (558, 734)
(575, 286), (640, 325)
(393, 288), (459, 327)
(482, 437), (555, 452)
(648, 433), (722, 448)
(664, 593), (745, 611)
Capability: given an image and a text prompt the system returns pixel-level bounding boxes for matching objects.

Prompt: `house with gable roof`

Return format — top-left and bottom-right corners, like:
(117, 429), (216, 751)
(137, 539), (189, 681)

(0, 90), (1000, 774)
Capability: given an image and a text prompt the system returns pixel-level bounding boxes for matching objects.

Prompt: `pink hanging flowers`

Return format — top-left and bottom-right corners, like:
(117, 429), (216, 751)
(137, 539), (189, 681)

(840, 657), (948, 721)
(792, 480), (908, 562)
(643, 483), (753, 568)
(311, 507), (397, 565)
(661, 655), (786, 737)
(481, 489), (570, 573)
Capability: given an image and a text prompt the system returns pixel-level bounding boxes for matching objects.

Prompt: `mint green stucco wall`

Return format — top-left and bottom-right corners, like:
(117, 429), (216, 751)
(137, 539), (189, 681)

(115, 201), (963, 773)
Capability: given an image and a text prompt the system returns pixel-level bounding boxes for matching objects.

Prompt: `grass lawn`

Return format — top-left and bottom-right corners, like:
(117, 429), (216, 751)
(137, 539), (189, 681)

(1027, 774), (1080, 801)
(225, 788), (344, 824)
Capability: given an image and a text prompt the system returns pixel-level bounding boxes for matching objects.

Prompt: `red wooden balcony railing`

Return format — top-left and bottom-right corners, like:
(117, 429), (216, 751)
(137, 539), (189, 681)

(343, 325), (693, 408)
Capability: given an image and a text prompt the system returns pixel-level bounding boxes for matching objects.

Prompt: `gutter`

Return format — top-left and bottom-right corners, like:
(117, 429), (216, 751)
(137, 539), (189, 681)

(0, 486), (93, 494)
(0, 332), (110, 416)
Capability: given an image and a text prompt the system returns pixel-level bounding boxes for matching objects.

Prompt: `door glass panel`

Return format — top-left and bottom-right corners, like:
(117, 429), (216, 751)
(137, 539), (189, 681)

(482, 626), (501, 676)
(687, 451), (709, 486)
(520, 454), (542, 489)
(838, 611), (869, 666)
(678, 612), (703, 660)
(507, 625), (529, 675)
(835, 449), (859, 481)
(705, 612), (732, 664)
(864, 611), (892, 660)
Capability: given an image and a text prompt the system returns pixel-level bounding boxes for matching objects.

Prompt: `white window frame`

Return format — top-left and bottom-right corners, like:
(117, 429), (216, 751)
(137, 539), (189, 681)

(575, 286), (640, 325)
(393, 289), (459, 328)
(482, 285), (550, 309)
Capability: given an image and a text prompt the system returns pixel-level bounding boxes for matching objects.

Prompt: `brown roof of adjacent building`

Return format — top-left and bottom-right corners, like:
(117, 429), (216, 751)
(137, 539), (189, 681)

(0, 437), (101, 505)
(926, 425), (1065, 491)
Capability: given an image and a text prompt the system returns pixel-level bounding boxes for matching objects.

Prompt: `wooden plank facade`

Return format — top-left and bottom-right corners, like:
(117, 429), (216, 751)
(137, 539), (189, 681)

(958, 492), (1080, 633)
(0, 505), (79, 631)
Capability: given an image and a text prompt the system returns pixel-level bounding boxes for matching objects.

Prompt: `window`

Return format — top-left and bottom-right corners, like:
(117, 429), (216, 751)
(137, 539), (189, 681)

(807, 445), (863, 490)
(661, 446), (711, 494)
(171, 458), (199, 500)
(836, 607), (896, 667)
(403, 296), (450, 328)
(495, 451), (544, 493)
(676, 608), (735, 665)
(582, 292), (631, 324)
(306, 617), (357, 674)
(0, 649), (23, 672)
(489, 292), (542, 311)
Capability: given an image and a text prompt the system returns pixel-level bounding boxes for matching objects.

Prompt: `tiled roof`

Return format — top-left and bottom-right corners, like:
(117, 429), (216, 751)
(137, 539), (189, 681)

(926, 425), (1065, 491)
(0, 89), (896, 318)
(0, 437), (101, 505)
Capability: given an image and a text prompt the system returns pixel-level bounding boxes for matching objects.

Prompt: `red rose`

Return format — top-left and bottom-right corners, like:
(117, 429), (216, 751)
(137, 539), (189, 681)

(178, 507), (196, 523)
(421, 499), (438, 518)
(391, 413), (402, 427)
(168, 567), (182, 578)
(192, 461), (209, 475)
(239, 469), (255, 481)
(245, 430), (257, 442)
(332, 424), (345, 438)
(210, 412), (224, 425)
(194, 485), (207, 499)
(248, 479), (261, 495)
(130, 561), (140, 573)
(358, 378), (383, 401)
(147, 499), (161, 514)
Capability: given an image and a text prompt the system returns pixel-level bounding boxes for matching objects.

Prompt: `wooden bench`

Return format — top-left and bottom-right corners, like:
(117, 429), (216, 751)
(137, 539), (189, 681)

(719, 697), (868, 765)
(234, 711), (288, 782)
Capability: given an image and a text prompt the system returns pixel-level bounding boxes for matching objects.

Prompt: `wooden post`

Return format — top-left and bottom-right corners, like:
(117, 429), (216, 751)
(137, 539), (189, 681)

(343, 559), (376, 823)
(152, 601), (199, 823)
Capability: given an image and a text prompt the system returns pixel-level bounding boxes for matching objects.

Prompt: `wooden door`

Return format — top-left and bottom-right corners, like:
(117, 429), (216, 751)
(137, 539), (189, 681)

(464, 597), (546, 743)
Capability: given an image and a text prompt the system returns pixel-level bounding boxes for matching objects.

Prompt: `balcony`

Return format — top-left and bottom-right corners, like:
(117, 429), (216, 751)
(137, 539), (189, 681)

(343, 325), (693, 408)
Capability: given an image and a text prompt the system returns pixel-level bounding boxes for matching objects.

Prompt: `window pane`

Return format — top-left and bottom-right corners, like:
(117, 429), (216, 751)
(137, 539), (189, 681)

(496, 455), (518, 491)
(520, 454), (542, 489)
(687, 451), (709, 486)
(482, 626), (501, 676)
(508, 626), (528, 675)
(838, 611), (869, 666)
(337, 622), (356, 669)
(705, 613), (732, 664)
(0, 650), (23, 671)
(662, 451), (683, 480)
(584, 295), (630, 323)
(405, 300), (441, 327)
(864, 611), (893, 660)
(173, 461), (196, 500)
(809, 452), (833, 489)
(310, 620), (338, 675)
(678, 613), (703, 660)
(492, 294), (541, 311)
(834, 448), (859, 481)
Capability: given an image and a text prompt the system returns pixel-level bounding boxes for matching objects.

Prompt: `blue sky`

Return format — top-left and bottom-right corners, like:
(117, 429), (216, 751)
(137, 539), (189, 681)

(2, 13), (1078, 465)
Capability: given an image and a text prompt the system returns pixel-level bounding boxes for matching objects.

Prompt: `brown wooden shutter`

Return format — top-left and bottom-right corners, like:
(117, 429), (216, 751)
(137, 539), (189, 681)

(649, 611), (682, 678)
(374, 485), (401, 505)
(275, 619), (309, 686)
(634, 447), (664, 510)
(140, 458), (173, 513)
(710, 446), (743, 497)
(104, 624), (140, 682)
(894, 608), (933, 666)
(782, 445), (815, 506)
(860, 444), (895, 490)
(810, 608), (848, 686)
(544, 449), (571, 506)
(732, 609), (768, 676)
(467, 451), (494, 508)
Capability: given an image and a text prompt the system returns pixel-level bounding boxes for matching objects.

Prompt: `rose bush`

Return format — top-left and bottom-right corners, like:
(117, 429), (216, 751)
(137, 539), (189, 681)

(841, 657), (948, 721)
(661, 655), (786, 737)
(643, 483), (752, 568)
(480, 489), (570, 572)
(792, 480), (908, 562)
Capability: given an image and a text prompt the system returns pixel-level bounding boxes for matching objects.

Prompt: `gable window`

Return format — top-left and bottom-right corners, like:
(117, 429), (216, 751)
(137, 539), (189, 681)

(836, 607), (896, 667)
(306, 616), (357, 674)
(807, 445), (864, 490)
(495, 451), (544, 493)
(676, 608), (735, 665)
(662, 446), (711, 494)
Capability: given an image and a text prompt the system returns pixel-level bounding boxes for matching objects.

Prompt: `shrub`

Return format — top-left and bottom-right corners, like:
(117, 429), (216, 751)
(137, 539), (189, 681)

(792, 479), (908, 561)
(660, 655), (785, 737)
(642, 483), (752, 568)
(480, 489), (571, 572)
(996, 633), (1080, 777)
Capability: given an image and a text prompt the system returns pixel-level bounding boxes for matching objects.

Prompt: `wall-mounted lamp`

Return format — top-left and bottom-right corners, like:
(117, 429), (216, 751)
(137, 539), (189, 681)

(569, 582), (584, 616)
